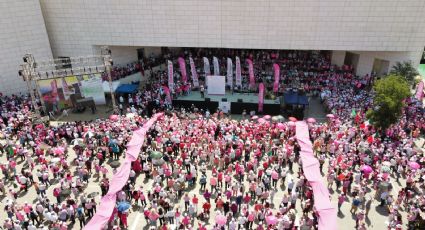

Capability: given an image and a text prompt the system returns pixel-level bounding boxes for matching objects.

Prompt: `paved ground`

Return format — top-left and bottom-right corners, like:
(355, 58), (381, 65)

(0, 98), (417, 229)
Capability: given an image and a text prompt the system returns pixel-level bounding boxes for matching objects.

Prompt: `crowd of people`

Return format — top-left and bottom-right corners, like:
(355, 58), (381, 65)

(0, 49), (424, 230)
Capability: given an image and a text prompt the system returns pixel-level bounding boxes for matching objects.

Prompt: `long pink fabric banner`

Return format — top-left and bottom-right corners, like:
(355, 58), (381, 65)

(167, 60), (174, 90)
(295, 122), (337, 230)
(235, 57), (242, 87)
(258, 83), (264, 112)
(83, 113), (163, 230)
(415, 81), (424, 101)
(273, 63), (280, 93)
(247, 59), (255, 90)
(189, 57), (199, 87)
(178, 57), (187, 84)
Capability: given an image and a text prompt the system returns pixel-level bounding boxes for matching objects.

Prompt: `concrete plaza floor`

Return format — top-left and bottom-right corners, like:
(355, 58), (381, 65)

(0, 98), (416, 230)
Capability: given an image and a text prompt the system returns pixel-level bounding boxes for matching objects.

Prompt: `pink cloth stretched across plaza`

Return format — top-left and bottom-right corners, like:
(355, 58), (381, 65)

(295, 121), (337, 230)
(83, 113), (163, 230)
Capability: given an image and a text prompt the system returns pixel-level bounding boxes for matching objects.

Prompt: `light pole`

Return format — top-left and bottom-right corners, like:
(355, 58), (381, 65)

(19, 54), (40, 117)
(101, 46), (117, 113)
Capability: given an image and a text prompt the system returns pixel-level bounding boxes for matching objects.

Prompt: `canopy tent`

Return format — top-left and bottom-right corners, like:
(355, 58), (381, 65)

(283, 92), (309, 105)
(115, 84), (138, 94)
(103, 81), (121, 93)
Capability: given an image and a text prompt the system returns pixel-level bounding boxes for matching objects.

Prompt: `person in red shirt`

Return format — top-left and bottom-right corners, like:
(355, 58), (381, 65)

(192, 194), (198, 206)
(202, 201), (211, 214)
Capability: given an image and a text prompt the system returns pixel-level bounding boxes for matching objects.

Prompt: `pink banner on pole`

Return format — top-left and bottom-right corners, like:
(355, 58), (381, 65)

(167, 60), (174, 89)
(178, 57), (187, 84)
(83, 113), (163, 230)
(295, 122), (337, 230)
(273, 63), (280, 93)
(227, 58), (233, 88)
(51, 79), (58, 96)
(235, 57), (242, 87)
(189, 57), (199, 87)
(203, 57), (210, 76)
(258, 83), (264, 112)
(415, 81), (424, 101)
(247, 59), (255, 89)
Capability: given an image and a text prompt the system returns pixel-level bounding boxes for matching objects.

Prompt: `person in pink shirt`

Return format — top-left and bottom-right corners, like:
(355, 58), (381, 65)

(210, 174), (217, 193)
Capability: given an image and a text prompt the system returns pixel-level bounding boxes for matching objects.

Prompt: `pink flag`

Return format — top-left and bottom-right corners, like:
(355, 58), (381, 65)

(258, 83), (264, 112)
(178, 57), (187, 84)
(167, 60), (174, 89)
(247, 59), (255, 89)
(189, 57), (199, 87)
(235, 57), (242, 87)
(273, 63), (280, 93)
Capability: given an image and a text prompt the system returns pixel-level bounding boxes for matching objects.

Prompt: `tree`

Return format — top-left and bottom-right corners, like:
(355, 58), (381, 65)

(366, 75), (411, 130)
(390, 61), (418, 86)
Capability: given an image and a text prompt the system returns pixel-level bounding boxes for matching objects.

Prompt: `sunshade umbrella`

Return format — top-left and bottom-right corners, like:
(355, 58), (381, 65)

(288, 117), (297, 122)
(251, 116), (259, 120)
(307, 117), (316, 123)
(53, 147), (64, 156)
(109, 114), (119, 121)
(361, 165), (372, 173)
(110, 161), (120, 168)
(263, 115), (271, 120)
(70, 138), (85, 147)
(258, 118), (266, 124)
(266, 215), (278, 225)
(381, 165), (391, 173)
(215, 214), (227, 226)
(150, 151), (163, 159)
(88, 192), (99, 198)
(363, 156), (371, 164)
(408, 161), (420, 170)
(326, 114), (335, 119)
(276, 123), (285, 130)
(379, 181), (390, 191)
(117, 201), (131, 212)
(271, 116), (280, 122)
(382, 161), (391, 166)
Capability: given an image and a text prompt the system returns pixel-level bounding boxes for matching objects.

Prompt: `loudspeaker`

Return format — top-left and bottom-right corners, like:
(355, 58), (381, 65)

(237, 99), (243, 103)
(205, 98), (211, 102)
(221, 98), (227, 102)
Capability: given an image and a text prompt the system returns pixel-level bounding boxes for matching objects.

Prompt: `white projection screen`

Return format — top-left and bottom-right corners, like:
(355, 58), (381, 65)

(207, 75), (225, 95)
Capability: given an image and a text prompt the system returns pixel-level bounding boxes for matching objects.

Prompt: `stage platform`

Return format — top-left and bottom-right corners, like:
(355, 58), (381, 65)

(173, 91), (282, 115)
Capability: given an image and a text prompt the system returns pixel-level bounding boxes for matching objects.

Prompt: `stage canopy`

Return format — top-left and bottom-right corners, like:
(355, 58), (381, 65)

(284, 92), (309, 105)
(103, 81), (120, 93)
(115, 84), (138, 94)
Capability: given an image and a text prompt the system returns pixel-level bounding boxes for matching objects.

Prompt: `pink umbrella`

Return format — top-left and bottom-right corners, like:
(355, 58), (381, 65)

(288, 117), (297, 122)
(258, 118), (266, 124)
(326, 114), (335, 119)
(266, 215), (278, 225)
(263, 115), (271, 120)
(307, 117), (316, 123)
(53, 147), (64, 156)
(361, 165), (372, 173)
(288, 121), (296, 127)
(215, 214), (227, 226)
(109, 114), (119, 121)
(276, 123), (285, 130)
(408, 161), (420, 170)
(251, 116), (259, 120)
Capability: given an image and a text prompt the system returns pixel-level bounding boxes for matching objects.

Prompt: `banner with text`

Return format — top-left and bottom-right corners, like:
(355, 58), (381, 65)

(167, 60), (174, 89)
(235, 57), (242, 87)
(227, 58), (233, 88)
(247, 59), (255, 90)
(203, 57), (210, 76)
(178, 57), (187, 84)
(213, 56), (220, 75)
(273, 63), (280, 93)
(189, 57), (199, 87)
(258, 82), (264, 112)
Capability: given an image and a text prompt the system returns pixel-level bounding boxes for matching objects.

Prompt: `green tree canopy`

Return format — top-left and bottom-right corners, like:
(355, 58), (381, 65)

(366, 74), (411, 130)
(390, 61), (419, 86)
